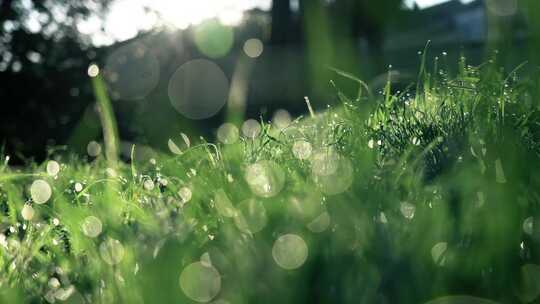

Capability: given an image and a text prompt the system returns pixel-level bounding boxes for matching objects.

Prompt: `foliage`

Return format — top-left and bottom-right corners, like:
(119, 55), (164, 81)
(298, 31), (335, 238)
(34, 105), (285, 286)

(1, 55), (540, 303)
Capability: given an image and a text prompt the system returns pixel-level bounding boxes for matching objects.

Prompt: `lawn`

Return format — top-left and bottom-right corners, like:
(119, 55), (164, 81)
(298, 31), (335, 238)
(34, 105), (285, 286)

(1, 52), (540, 303)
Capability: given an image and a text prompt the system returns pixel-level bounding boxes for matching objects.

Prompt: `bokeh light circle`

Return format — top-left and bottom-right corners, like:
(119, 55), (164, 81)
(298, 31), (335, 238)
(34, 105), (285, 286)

(292, 140), (312, 160)
(311, 152), (353, 195)
(486, 0), (517, 16)
(21, 204), (35, 221)
(194, 20), (234, 58)
(243, 38), (263, 58)
(272, 234), (308, 270)
(82, 216), (103, 238)
(104, 42), (160, 100)
(307, 212), (331, 233)
(99, 238), (125, 265)
(245, 161), (285, 198)
(217, 123), (239, 145)
(179, 262), (221, 303)
(30, 179), (52, 204)
(87, 141), (102, 157)
(178, 187), (192, 204)
(168, 59), (229, 120)
(46, 160), (60, 176)
(234, 198), (267, 234)
(242, 119), (261, 138)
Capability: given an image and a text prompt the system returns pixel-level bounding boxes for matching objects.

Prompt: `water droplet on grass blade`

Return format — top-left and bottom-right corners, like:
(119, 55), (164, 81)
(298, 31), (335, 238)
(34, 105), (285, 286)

(48, 277), (60, 289)
(292, 141), (312, 160)
(143, 179), (154, 191)
(181, 133), (191, 148)
(99, 238), (125, 265)
(272, 234), (308, 270)
(431, 242), (447, 266)
(400, 202), (416, 220)
(178, 187), (192, 204)
(168, 139), (183, 155)
(82, 216), (102, 238)
(87, 64), (99, 77)
(30, 179), (52, 204)
(179, 262), (221, 303)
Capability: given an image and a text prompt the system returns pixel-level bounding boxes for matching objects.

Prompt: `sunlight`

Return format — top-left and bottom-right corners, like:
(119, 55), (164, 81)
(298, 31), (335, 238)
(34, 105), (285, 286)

(405, 0), (476, 9)
(79, 0), (270, 46)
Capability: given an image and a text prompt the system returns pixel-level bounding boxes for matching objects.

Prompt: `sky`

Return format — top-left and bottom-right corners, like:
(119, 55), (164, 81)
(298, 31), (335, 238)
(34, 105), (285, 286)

(78, 0), (476, 46)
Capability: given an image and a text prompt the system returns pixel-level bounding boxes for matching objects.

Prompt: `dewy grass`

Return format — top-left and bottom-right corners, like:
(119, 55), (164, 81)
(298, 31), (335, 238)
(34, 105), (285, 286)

(1, 55), (540, 303)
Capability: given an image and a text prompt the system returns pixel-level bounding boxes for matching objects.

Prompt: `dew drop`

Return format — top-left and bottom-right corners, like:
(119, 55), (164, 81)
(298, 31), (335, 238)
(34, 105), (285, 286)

(178, 187), (192, 204)
(87, 64), (99, 77)
(143, 179), (155, 191)
(431, 242), (447, 266)
(168, 139), (183, 155)
(400, 202), (416, 220)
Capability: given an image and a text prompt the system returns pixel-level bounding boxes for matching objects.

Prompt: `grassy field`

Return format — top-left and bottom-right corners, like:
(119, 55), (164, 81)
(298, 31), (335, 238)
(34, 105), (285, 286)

(1, 52), (540, 303)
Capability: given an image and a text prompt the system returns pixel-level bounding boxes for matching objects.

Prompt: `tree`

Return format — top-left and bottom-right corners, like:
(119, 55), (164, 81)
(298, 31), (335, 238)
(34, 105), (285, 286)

(0, 0), (112, 162)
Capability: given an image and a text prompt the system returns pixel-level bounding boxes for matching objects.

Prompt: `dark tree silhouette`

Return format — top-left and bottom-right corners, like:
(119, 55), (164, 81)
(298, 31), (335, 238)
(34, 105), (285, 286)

(0, 0), (112, 162)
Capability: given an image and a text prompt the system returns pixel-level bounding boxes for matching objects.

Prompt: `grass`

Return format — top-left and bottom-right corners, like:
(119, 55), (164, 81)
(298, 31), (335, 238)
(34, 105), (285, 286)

(1, 52), (540, 303)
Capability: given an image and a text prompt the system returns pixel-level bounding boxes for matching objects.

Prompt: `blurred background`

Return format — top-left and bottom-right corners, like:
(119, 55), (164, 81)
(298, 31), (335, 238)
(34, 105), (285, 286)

(0, 0), (538, 163)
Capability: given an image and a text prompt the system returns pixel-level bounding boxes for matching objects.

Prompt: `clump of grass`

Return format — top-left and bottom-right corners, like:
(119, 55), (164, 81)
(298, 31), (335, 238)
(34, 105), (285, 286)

(0, 54), (540, 304)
